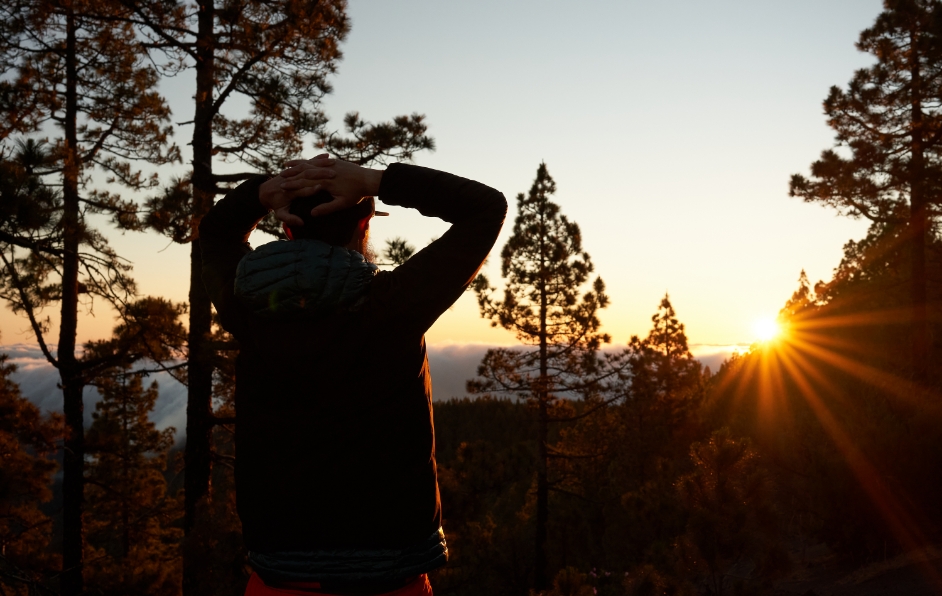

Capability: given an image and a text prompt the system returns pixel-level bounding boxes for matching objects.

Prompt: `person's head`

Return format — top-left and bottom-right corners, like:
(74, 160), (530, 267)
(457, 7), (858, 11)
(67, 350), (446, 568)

(284, 190), (374, 258)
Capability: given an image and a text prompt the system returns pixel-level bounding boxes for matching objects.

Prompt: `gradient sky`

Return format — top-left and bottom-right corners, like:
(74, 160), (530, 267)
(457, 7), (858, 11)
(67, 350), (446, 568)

(1, 0), (886, 351)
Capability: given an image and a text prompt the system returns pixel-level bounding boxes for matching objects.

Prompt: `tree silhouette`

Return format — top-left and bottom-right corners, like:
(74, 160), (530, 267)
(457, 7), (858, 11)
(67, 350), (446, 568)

(789, 0), (942, 384)
(624, 295), (704, 483)
(0, 342), (63, 593)
(0, 1), (178, 584)
(380, 237), (416, 267)
(469, 162), (614, 590)
(543, 297), (704, 577)
(676, 429), (781, 596)
(84, 371), (182, 596)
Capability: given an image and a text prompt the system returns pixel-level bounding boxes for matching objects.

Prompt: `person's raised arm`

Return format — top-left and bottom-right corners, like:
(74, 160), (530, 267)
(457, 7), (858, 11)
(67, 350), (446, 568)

(278, 157), (507, 335)
(199, 171), (309, 335)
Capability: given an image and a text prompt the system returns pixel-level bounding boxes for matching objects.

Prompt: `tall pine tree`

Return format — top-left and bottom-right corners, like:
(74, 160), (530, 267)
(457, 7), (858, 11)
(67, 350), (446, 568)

(789, 0), (942, 385)
(624, 295), (704, 483)
(0, 0), (178, 584)
(469, 162), (613, 590)
(84, 371), (182, 596)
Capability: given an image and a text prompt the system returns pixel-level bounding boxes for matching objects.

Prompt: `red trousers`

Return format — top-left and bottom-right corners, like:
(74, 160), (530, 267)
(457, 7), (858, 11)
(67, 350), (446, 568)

(244, 572), (433, 596)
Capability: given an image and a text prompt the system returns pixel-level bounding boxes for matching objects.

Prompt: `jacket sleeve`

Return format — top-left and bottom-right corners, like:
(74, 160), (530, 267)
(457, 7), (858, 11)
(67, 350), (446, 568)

(372, 163), (508, 335)
(198, 175), (270, 337)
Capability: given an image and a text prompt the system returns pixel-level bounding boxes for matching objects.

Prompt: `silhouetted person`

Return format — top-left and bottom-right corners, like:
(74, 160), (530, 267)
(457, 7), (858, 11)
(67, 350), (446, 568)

(199, 155), (506, 595)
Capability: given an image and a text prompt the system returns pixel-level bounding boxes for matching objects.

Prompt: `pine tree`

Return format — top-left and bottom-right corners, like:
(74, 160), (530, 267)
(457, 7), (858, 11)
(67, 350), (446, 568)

(548, 297), (703, 572)
(624, 295), (704, 482)
(789, 0), (942, 385)
(469, 162), (613, 590)
(0, 1), (178, 583)
(0, 342), (63, 593)
(84, 372), (182, 596)
(676, 429), (782, 596)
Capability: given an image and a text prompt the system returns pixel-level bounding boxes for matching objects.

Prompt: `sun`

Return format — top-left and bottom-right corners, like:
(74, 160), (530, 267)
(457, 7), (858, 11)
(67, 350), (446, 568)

(753, 317), (781, 342)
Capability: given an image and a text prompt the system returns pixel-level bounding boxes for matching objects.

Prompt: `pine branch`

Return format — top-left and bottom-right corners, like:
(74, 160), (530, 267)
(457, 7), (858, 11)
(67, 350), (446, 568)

(112, 1), (198, 60)
(546, 394), (623, 423)
(0, 230), (64, 256)
(210, 20), (293, 118)
(0, 554), (57, 596)
(211, 171), (262, 183)
(0, 249), (58, 368)
(77, 117), (120, 164)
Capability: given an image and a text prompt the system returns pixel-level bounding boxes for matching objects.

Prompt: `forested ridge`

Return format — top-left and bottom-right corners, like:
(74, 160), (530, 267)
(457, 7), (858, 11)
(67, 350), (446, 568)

(1, 1), (942, 595)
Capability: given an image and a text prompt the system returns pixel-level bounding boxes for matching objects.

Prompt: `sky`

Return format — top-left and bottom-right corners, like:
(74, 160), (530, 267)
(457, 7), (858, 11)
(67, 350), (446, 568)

(2, 0), (885, 356)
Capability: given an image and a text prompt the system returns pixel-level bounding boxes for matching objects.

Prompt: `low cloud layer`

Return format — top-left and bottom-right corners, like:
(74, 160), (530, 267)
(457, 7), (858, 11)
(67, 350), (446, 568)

(4, 342), (745, 443)
(3, 343), (187, 442)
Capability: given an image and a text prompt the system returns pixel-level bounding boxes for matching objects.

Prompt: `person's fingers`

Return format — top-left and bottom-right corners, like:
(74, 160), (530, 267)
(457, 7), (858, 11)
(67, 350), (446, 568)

(301, 167), (336, 180)
(284, 156), (333, 168)
(279, 167), (305, 178)
(280, 172), (333, 190)
(282, 185), (323, 199)
(273, 205), (304, 226)
(279, 163), (314, 178)
(280, 177), (312, 190)
(280, 164), (335, 180)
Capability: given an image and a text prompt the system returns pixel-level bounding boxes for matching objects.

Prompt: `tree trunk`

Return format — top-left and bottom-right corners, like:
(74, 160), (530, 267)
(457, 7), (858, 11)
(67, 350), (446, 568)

(122, 387), (131, 560)
(535, 214), (549, 591)
(60, 7), (85, 596)
(535, 355), (548, 590)
(909, 26), (929, 386)
(182, 2), (217, 594)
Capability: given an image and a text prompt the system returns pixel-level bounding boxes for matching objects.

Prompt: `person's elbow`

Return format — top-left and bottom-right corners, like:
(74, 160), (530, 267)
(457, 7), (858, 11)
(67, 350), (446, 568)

(486, 190), (509, 233)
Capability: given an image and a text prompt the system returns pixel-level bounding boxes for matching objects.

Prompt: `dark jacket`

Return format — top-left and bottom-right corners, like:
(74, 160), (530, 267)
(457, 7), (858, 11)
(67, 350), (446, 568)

(199, 164), (507, 556)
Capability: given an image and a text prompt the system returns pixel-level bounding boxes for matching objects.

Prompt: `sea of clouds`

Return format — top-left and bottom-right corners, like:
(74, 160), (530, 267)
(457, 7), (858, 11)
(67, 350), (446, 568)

(3, 342), (745, 444)
(3, 343), (188, 441)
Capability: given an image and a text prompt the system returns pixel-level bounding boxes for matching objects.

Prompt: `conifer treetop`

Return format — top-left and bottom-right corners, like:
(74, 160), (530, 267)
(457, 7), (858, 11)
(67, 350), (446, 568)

(475, 162), (610, 352)
(789, 0), (942, 222)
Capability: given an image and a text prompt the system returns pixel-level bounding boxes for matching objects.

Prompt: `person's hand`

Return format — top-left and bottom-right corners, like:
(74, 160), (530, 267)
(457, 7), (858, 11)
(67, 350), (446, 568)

(258, 153), (336, 226)
(259, 173), (303, 226)
(278, 155), (384, 218)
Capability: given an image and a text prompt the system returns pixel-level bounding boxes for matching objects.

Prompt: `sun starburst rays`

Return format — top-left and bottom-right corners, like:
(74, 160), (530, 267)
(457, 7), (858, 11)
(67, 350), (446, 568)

(719, 309), (942, 591)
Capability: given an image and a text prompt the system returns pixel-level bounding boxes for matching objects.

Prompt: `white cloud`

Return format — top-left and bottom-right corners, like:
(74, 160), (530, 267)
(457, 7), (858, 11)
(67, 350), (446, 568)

(427, 343), (492, 401)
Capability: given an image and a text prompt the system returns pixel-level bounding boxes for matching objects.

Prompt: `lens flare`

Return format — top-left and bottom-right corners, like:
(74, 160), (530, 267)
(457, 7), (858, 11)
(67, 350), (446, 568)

(753, 317), (781, 341)
(712, 306), (942, 592)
